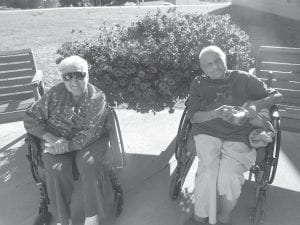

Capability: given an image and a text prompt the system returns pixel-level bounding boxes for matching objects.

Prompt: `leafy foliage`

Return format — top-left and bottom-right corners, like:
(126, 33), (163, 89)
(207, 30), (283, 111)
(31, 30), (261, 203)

(57, 9), (254, 113)
(58, 0), (91, 7)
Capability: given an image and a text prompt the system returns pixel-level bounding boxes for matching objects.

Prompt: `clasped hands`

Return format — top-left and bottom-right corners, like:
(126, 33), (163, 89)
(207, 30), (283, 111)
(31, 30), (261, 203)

(44, 136), (69, 155)
(215, 101), (258, 123)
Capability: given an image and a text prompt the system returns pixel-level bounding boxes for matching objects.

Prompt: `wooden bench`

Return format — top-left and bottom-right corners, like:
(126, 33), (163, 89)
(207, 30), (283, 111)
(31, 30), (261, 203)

(254, 46), (300, 133)
(0, 49), (44, 124)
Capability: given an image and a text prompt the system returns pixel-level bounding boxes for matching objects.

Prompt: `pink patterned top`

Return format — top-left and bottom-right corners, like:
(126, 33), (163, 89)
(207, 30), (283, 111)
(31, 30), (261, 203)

(23, 83), (110, 151)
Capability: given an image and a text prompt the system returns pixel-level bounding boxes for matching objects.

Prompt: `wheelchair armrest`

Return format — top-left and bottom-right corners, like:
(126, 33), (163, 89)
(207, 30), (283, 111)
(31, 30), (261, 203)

(31, 70), (45, 101)
(25, 133), (43, 168)
(270, 105), (280, 119)
(249, 68), (256, 75)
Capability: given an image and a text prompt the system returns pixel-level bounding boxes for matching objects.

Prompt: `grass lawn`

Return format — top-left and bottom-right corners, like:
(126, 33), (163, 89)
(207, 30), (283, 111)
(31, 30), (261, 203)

(0, 3), (229, 86)
(0, 3), (299, 87)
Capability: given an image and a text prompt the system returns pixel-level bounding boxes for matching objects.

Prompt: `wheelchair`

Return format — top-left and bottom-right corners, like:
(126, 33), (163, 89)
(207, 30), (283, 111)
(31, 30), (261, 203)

(169, 105), (281, 225)
(25, 107), (126, 225)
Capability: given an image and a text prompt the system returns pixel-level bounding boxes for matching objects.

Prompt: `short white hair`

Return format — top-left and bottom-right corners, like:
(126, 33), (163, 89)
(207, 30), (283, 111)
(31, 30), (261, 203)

(59, 55), (88, 75)
(199, 45), (226, 66)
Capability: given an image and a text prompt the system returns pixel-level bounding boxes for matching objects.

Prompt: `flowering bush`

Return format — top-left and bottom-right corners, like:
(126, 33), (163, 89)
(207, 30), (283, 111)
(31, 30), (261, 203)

(57, 9), (254, 113)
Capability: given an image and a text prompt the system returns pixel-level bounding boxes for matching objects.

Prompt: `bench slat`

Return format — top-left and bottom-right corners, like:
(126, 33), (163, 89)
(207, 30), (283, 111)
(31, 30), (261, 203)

(259, 62), (300, 73)
(0, 69), (35, 79)
(270, 80), (300, 90)
(256, 46), (300, 133)
(0, 98), (34, 113)
(0, 48), (33, 56)
(277, 88), (300, 98)
(281, 97), (300, 108)
(256, 71), (300, 82)
(0, 110), (27, 124)
(0, 54), (33, 64)
(259, 46), (300, 54)
(0, 61), (36, 72)
(0, 92), (34, 102)
(259, 51), (300, 65)
(281, 117), (300, 133)
(276, 88), (300, 107)
(0, 84), (33, 95)
(0, 49), (40, 124)
(0, 77), (33, 87)
(278, 107), (300, 120)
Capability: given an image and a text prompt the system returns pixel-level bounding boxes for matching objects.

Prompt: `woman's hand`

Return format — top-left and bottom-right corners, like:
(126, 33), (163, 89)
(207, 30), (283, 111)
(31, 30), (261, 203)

(42, 132), (69, 154)
(243, 101), (258, 119)
(215, 105), (234, 121)
(51, 137), (69, 154)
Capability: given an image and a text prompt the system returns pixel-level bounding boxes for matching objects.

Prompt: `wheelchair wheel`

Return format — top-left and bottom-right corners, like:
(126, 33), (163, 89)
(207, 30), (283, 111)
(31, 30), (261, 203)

(267, 117), (281, 184)
(252, 189), (266, 225)
(113, 189), (124, 218)
(170, 152), (194, 200)
(174, 108), (189, 160)
(111, 107), (126, 168)
(170, 167), (182, 200)
(170, 108), (194, 200)
(33, 211), (52, 225)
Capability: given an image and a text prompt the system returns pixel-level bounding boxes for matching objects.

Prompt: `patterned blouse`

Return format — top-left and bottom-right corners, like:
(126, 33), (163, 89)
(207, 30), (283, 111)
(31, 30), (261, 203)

(23, 83), (110, 151)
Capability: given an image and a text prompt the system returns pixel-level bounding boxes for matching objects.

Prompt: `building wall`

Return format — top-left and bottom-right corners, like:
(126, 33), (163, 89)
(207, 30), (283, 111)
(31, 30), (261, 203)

(232, 0), (300, 21)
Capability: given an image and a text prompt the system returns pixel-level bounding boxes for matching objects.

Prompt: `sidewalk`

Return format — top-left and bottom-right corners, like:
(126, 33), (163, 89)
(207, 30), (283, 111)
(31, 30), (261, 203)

(0, 109), (299, 225)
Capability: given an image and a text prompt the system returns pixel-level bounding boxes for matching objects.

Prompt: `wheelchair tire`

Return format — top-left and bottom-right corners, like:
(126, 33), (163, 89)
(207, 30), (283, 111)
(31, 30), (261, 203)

(252, 190), (265, 225)
(268, 118), (281, 184)
(170, 153), (195, 200)
(169, 169), (182, 200)
(113, 190), (124, 218)
(33, 211), (52, 225)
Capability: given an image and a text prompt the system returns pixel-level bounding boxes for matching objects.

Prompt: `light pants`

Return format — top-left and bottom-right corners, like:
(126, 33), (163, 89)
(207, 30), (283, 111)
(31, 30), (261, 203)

(193, 134), (256, 224)
(42, 137), (111, 225)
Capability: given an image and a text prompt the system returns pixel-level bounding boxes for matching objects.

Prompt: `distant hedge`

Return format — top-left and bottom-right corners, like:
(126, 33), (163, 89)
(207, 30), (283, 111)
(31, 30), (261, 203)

(0, 0), (120, 8)
(57, 9), (254, 113)
(3, 0), (59, 8)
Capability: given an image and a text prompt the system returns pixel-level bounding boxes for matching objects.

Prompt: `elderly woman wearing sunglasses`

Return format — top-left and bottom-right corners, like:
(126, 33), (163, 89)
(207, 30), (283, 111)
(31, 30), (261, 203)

(24, 56), (114, 225)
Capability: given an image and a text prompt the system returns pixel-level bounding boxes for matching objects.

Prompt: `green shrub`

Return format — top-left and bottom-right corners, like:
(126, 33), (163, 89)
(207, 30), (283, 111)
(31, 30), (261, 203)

(57, 9), (254, 113)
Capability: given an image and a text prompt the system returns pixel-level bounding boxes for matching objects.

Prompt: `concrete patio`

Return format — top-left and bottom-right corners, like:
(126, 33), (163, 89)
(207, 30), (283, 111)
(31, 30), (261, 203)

(0, 108), (299, 225)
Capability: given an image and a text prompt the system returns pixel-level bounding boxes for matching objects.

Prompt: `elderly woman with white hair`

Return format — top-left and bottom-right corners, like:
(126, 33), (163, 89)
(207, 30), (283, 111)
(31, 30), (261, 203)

(23, 55), (117, 225)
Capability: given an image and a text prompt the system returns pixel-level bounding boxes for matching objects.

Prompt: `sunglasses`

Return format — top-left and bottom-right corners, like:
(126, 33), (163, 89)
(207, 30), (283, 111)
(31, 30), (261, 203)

(62, 72), (87, 81)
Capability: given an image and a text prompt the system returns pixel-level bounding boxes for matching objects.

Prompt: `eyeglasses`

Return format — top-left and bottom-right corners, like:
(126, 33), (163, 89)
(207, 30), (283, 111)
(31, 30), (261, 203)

(62, 72), (87, 81)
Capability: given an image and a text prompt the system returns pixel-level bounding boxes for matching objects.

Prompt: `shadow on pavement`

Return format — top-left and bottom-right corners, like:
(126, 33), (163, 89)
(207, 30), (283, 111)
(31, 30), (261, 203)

(102, 137), (194, 225)
(0, 139), (40, 225)
(233, 180), (300, 225)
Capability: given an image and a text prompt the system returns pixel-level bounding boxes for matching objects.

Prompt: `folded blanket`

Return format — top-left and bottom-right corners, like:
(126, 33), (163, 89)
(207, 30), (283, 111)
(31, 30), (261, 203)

(248, 108), (275, 148)
(249, 128), (275, 148)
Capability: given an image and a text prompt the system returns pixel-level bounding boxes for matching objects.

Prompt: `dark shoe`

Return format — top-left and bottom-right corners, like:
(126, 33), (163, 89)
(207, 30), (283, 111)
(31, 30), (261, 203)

(183, 216), (207, 225)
